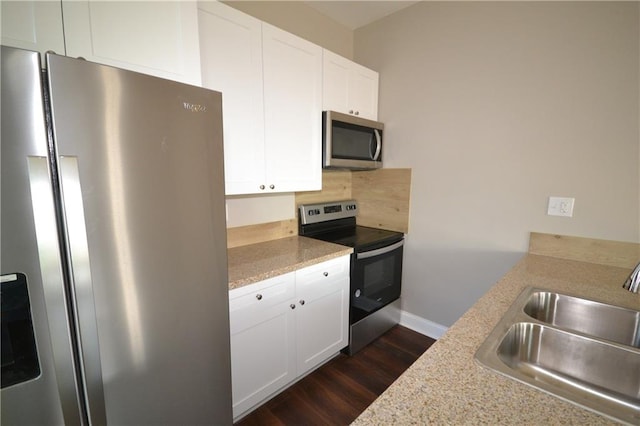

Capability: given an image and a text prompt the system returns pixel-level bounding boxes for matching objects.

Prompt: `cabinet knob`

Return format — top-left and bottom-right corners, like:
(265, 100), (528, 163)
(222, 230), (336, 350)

(299, 299), (305, 305)
(269, 184), (275, 190)
(290, 304), (296, 309)
(354, 111), (359, 116)
(255, 294), (263, 300)
(259, 184), (265, 190)
(349, 110), (354, 114)
(323, 272), (329, 277)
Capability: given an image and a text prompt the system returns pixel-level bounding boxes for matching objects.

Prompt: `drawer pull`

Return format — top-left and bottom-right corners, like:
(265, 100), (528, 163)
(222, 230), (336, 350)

(256, 294), (263, 300)
(299, 299), (305, 306)
(323, 272), (329, 277)
(290, 304), (296, 310)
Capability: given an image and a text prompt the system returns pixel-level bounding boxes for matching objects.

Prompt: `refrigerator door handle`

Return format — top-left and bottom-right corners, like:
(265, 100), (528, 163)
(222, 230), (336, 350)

(27, 156), (88, 424)
(58, 156), (108, 425)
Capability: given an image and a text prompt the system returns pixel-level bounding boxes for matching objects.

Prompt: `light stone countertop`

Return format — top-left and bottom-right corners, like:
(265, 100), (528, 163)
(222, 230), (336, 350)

(352, 254), (639, 425)
(227, 236), (353, 290)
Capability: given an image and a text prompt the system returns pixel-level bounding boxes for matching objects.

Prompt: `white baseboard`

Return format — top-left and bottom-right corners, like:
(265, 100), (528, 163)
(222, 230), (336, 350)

(399, 310), (448, 340)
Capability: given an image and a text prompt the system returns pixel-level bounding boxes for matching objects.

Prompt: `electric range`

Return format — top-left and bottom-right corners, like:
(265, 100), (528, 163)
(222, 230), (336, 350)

(298, 200), (404, 355)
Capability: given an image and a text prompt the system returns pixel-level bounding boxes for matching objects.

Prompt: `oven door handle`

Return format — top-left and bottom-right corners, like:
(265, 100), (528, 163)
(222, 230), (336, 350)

(357, 239), (404, 260)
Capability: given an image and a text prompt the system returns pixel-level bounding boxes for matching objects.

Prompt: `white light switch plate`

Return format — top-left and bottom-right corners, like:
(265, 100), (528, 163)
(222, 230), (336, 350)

(548, 197), (575, 217)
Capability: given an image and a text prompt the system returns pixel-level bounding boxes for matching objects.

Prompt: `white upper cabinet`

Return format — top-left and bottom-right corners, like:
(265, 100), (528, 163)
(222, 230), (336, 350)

(198, 2), (321, 195)
(323, 49), (379, 120)
(1, 1), (65, 57)
(62, 1), (201, 85)
(198, 2), (265, 195)
(262, 23), (322, 194)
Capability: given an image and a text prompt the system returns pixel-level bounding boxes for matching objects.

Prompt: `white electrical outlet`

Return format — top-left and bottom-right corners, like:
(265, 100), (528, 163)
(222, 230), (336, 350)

(547, 197), (575, 217)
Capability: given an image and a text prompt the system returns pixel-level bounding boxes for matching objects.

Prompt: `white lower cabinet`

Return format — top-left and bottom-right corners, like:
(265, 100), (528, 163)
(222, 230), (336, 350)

(294, 256), (350, 376)
(229, 272), (296, 419)
(228, 255), (350, 420)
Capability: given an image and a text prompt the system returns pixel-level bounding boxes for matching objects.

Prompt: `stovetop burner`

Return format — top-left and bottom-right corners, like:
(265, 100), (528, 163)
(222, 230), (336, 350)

(298, 200), (403, 251)
(307, 224), (402, 250)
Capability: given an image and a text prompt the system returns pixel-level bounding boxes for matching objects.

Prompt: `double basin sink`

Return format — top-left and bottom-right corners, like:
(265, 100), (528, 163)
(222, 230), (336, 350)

(475, 287), (639, 424)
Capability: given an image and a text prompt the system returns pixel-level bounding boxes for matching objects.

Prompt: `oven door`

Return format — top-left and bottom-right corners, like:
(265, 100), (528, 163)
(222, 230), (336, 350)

(350, 239), (403, 323)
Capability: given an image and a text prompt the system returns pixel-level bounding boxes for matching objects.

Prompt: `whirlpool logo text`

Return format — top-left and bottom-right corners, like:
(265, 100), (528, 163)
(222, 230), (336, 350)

(182, 102), (207, 113)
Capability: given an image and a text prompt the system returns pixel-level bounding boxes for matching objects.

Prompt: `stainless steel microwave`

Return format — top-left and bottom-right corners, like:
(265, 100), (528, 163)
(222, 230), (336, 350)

(322, 110), (384, 170)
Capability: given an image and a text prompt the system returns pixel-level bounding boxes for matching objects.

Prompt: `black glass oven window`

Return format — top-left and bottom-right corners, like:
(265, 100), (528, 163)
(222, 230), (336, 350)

(332, 122), (377, 160)
(363, 255), (397, 298)
(1, 273), (41, 388)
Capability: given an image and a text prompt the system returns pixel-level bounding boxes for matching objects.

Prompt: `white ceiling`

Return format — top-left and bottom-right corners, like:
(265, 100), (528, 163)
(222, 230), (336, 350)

(304, 1), (419, 30)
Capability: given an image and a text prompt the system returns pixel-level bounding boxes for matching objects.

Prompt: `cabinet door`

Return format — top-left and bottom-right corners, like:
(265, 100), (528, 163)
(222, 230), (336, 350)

(198, 2), (265, 195)
(294, 256), (350, 375)
(62, 1), (201, 85)
(1, 1), (65, 57)
(228, 273), (296, 420)
(322, 49), (379, 120)
(262, 23), (322, 193)
(322, 50), (351, 115)
(350, 62), (379, 121)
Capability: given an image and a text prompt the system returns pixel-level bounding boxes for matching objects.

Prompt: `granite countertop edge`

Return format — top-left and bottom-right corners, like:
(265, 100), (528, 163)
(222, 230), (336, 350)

(351, 253), (639, 425)
(227, 236), (353, 291)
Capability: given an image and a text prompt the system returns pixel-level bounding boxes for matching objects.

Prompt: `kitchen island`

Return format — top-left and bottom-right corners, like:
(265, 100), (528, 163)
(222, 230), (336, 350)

(353, 237), (639, 425)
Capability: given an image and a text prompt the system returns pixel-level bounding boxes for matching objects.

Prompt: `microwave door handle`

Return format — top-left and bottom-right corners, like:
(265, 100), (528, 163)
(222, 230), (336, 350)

(372, 129), (382, 161)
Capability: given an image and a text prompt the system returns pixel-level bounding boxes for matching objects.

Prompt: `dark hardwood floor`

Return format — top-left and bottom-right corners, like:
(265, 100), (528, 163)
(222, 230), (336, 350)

(236, 325), (436, 426)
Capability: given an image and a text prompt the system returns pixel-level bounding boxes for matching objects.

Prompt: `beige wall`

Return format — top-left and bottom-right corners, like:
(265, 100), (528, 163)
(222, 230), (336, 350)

(355, 2), (640, 327)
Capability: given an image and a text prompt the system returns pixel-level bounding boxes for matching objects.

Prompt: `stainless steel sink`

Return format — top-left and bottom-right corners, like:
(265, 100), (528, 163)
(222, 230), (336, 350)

(524, 291), (640, 348)
(475, 287), (640, 425)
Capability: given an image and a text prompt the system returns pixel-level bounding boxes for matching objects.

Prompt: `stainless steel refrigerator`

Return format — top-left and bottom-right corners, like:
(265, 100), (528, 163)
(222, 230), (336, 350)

(1, 45), (233, 425)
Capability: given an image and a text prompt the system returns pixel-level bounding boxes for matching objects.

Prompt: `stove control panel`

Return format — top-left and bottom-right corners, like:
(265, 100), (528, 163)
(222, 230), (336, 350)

(324, 205), (343, 214)
(298, 200), (358, 225)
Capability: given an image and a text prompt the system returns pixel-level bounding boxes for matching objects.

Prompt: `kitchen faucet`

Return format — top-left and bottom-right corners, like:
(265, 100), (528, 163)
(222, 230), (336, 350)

(623, 261), (640, 293)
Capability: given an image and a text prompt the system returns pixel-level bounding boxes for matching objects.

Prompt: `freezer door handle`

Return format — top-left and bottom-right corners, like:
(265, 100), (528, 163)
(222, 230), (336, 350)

(58, 156), (108, 425)
(27, 156), (87, 424)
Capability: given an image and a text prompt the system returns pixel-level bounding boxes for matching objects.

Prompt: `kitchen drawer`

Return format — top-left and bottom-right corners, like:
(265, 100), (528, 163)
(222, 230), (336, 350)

(295, 255), (350, 297)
